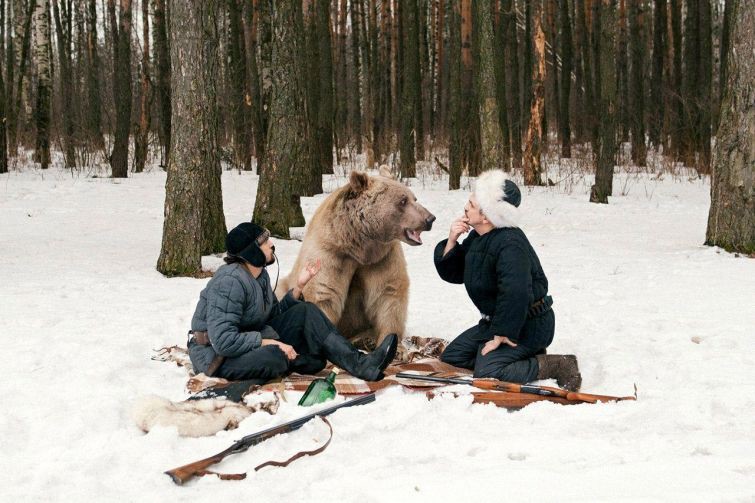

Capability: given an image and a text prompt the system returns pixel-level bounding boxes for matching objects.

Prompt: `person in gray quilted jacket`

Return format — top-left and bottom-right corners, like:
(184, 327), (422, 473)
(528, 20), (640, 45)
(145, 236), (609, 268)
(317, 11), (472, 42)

(188, 222), (398, 382)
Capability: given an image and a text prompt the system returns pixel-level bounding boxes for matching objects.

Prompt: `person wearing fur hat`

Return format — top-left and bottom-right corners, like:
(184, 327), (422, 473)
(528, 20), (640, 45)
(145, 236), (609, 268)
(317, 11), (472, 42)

(188, 222), (398, 383)
(434, 170), (581, 391)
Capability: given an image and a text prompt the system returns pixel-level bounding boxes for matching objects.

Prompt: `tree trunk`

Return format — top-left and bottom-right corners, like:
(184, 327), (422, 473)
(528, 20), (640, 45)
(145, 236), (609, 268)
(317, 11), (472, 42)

(669, 0), (682, 158)
(522, 0), (532, 127)
(576, 0), (595, 145)
(479, 0), (503, 173)
(253, 0), (308, 237)
(629, 0), (646, 166)
(448, 0), (461, 189)
(617, 0), (628, 143)
(34, 0), (51, 170)
(559, 0), (573, 158)
(697, 0), (712, 174)
(504, 0), (521, 171)
(716, 0), (732, 134)
(590, 0), (616, 204)
(157, 0), (226, 276)
(152, 0), (170, 168)
(0, 46), (6, 174)
(242, 0), (266, 171)
(399, 0), (418, 178)
(227, 0), (250, 171)
(134, 0), (151, 173)
(315, 0), (333, 178)
(460, 0), (480, 177)
(351, 0), (363, 153)
(492, 0), (511, 171)
(85, 0), (104, 150)
(523, 1), (545, 187)
(9, 0), (34, 153)
(705, 0), (754, 254)
(52, 0), (75, 167)
(109, 0), (132, 178)
(649, 0), (665, 148)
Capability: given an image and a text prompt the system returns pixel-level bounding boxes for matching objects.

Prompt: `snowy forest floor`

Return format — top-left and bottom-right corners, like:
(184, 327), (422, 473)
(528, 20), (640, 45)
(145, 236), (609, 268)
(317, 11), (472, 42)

(1, 159), (753, 502)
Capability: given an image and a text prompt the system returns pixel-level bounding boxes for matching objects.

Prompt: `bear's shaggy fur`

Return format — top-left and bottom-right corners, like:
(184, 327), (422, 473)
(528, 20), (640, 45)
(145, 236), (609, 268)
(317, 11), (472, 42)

(276, 169), (435, 349)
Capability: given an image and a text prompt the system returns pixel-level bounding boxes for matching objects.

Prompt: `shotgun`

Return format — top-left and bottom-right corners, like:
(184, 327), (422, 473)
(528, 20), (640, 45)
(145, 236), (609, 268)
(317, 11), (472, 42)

(396, 372), (635, 404)
(165, 393), (375, 485)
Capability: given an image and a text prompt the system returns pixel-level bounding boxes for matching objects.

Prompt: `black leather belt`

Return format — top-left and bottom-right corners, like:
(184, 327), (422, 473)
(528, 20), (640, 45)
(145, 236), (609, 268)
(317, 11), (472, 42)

(479, 296), (553, 322)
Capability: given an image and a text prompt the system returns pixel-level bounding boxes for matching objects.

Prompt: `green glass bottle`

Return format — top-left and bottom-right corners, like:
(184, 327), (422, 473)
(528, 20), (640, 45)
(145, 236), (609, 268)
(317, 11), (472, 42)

(298, 368), (340, 407)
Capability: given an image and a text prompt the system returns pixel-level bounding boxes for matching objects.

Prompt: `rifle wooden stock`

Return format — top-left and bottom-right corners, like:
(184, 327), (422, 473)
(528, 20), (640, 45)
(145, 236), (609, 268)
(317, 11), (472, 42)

(396, 372), (636, 405)
(165, 393), (376, 485)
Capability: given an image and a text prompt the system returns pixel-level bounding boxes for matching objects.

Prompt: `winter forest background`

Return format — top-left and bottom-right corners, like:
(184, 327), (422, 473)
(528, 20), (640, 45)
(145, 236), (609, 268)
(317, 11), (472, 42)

(1, 1), (754, 500)
(0, 0), (752, 272)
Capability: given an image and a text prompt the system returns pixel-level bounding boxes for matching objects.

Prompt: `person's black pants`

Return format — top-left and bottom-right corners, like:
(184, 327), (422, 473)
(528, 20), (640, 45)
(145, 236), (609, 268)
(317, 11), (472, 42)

(440, 310), (555, 383)
(195, 302), (337, 381)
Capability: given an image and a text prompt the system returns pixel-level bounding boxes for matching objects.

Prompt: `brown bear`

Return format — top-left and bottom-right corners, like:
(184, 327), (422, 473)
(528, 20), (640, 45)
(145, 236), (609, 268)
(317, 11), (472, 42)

(275, 169), (435, 350)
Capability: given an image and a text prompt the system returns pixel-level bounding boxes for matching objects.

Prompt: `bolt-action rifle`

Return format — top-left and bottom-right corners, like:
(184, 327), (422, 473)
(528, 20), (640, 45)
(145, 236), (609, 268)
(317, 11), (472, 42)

(165, 393), (375, 485)
(396, 373), (636, 404)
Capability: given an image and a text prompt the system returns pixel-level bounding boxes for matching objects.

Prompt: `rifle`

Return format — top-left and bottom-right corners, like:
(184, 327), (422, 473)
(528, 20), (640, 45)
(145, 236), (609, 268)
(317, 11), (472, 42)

(396, 372), (636, 404)
(165, 393), (375, 485)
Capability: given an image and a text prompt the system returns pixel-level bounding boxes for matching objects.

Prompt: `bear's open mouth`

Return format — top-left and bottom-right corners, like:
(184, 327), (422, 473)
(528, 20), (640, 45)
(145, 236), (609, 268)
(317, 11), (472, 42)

(404, 228), (424, 245)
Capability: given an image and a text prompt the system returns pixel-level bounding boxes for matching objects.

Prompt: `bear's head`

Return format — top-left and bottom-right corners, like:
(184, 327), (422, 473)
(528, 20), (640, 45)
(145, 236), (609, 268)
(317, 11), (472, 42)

(345, 170), (435, 246)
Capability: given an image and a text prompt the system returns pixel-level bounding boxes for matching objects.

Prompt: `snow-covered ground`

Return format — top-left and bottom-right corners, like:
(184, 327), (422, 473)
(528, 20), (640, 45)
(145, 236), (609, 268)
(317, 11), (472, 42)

(1, 161), (753, 502)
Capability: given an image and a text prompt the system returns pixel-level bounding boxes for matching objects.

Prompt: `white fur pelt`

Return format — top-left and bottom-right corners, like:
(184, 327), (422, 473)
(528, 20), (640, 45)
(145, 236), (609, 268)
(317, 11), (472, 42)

(131, 394), (274, 437)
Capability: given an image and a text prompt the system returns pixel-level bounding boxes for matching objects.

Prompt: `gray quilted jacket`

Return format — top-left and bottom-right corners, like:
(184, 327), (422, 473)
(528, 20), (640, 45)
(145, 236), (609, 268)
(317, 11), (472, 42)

(190, 262), (299, 357)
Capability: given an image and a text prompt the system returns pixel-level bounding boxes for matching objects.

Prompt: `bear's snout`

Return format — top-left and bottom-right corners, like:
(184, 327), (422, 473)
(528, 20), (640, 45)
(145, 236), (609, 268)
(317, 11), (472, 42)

(424, 214), (436, 231)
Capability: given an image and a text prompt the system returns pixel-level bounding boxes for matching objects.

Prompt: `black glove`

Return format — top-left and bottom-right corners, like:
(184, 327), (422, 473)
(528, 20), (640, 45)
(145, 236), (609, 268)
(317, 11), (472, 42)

(260, 325), (280, 340)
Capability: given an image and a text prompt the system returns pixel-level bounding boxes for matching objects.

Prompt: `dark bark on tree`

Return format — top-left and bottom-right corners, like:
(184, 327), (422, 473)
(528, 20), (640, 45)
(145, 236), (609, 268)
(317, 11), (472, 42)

(315, 0), (333, 177)
(399, 0), (418, 178)
(559, 0), (573, 158)
(681, 0), (698, 166)
(669, 0), (682, 157)
(152, 0), (171, 168)
(335, 0), (347, 156)
(478, 0), (503, 173)
(0, 45), (6, 174)
(416, 0), (427, 160)
(52, 0), (75, 167)
(617, 0), (628, 142)
(241, 0), (266, 171)
(448, 0), (461, 189)
(492, 0), (511, 170)
(436, 0), (446, 139)
(697, 0), (712, 173)
(545, 0), (557, 139)
(522, 0), (532, 126)
(590, 0), (617, 204)
(649, 0), (666, 147)
(461, 0), (480, 177)
(34, 0), (52, 170)
(629, 0), (646, 166)
(84, 0), (104, 150)
(8, 0), (35, 154)
(109, 0), (132, 178)
(523, 0), (544, 187)
(716, 0), (732, 134)
(253, 0), (308, 237)
(576, 0), (595, 145)
(351, 0), (363, 154)
(227, 0), (250, 171)
(157, 0), (226, 276)
(134, 0), (151, 173)
(504, 0), (521, 172)
(705, 0), (754, 254)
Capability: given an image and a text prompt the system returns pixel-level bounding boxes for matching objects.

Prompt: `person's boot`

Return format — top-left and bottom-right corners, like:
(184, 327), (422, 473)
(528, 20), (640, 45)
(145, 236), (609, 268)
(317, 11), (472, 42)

(321, 333), (398, 381)
(535, 354), (582, 391)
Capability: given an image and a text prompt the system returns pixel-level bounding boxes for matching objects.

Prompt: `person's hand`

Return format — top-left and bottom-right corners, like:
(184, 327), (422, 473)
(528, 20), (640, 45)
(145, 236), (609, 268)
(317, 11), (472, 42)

(449, 216), (471, 242)
(481, 335), (517, 356)
(261, 339), (298, 360)
(296, 258), (322, 289)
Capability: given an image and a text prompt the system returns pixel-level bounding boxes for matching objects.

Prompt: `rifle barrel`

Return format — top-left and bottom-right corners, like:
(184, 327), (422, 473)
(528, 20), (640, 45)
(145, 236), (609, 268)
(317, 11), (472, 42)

(166, 393), (376, 485)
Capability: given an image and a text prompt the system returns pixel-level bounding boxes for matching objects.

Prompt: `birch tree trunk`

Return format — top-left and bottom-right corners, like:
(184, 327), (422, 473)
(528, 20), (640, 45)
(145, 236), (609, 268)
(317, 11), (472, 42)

(523, 2), (545, 187)
(34, 0), (51, 169)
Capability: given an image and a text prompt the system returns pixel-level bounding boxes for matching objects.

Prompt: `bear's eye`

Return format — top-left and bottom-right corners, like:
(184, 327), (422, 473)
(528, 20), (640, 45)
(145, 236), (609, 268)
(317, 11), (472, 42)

(399, 196), (408, 207)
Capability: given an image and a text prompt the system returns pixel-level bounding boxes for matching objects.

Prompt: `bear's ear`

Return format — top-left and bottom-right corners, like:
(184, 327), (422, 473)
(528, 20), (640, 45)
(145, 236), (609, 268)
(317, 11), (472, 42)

(348, 171), (371, 196)
(378, 164), (395, 179)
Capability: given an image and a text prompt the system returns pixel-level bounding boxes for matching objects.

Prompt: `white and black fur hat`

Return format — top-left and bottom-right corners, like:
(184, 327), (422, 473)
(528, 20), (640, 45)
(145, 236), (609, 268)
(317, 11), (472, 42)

(474, 169), (522, 228)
